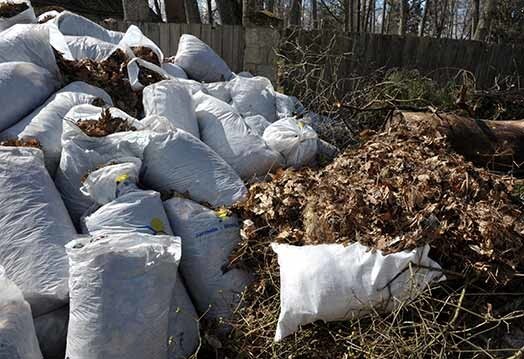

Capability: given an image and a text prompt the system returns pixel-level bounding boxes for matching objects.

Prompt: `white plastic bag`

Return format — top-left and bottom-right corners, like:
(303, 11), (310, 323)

(81, 160), (199, 359)
(143, 130), (247, 207)
(0, 24), (58, 76)
(0, 147), (75, 316)
(0, 81), (113, 176)
(65, 234), (181, 359)
(164, 197), (251, 321)
(263, 117), (318, 168)
(143, 80), (200, 138)
(244, 114), (271, 137)
(229, 76), (277, 122)
(275, 92), (296, 119)
(52, 11), (123, 44)
(118, 24), (164, 63)
(64, 35), (117, 61)
(33, 306), (68, 359)
(272, 243), (444, 341)
(202, 82), (232, 103)
(37, 10), (59, 23)
(55, 105), (150, 226)
(0, 266), (43, 359)
(174, 34), (233, 83)
(162, 62), (188, 79)
(0, 62), (58, 132)
(0, 0), (36, 32)
(194, 91), (283, 180)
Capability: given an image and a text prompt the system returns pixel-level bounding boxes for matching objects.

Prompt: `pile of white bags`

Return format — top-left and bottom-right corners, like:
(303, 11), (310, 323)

(194, 91), (284, 180)
(0, 0), (36, 32)
(65, 234), (181, 359)
(164, 197), (252, 321)
(0, 62), (59, 132)
(0, 81), (113, 176)
(229, 76), (277, 123)
(80, 160), (200, 359)
(0, 147), (75, 316)
(55, 105), (149, 225)
(143, 80), (200, 138)
(271, 243), (444, 341)
(51, 11), (123, 44)
(263, 117), (318, 168)
(142, 130), (247, 207)
(0, 266), (43, 359)
(174, 34), (233, 82)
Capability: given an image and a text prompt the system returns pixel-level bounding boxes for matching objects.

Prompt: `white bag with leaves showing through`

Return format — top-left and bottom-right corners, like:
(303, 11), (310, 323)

(263, 117), (318, 168)
(229, 76), (277, 122)
(51, 11), (123, 44)
(0, 266), (43, 359)
(143, 80), (200, 138)
(174, 34), (233, 83)
(0, 0), (35, 32)
(0, 147), (75, 317)
(272, 243), (445, 341)
(194, 91), (284, 180)
(65, 233), (181, 359)
(164, 197), (252, 321)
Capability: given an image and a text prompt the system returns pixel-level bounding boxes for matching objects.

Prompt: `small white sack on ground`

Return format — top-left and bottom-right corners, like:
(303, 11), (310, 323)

(0, 81), (113, 176)
(55, 105), (150, 226)
(65, 234), (181, 359)
(263, 117), (318, 168)
(162, 61), (188, 79)
(143, 80), (200, 138)
(64, 35), (117, 61)
(0, 24), (58, 75)
(244, 114), (271, 137)
(0, 147), (75, 317)
(33, 306), (68, 359)
(229, 76), (277, 122)
(174, 34), (233, 83)
(168, 274), (200, 359)
(272, 243), (445, 341)
(142, 130), (247, 207)
(164, 197), (251, 321)
(194, 91), (283, 180)
(0, 266), (43, 359)
(127, 57), (170, 91)
(0, 62), (59, 132)
(202, 81), (232, 103)
(51, 11), (123, 44)
(0, 0), (36, 32)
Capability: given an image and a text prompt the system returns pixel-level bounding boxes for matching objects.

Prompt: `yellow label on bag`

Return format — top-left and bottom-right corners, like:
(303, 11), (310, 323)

(215, 208), (229, 219)
(116, 174), (129, 183)
(298, 121), (305, 129)
(151, 218), (165, 232)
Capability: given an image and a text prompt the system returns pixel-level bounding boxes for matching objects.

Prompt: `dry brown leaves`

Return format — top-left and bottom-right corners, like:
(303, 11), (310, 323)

(0, 2), (28, 18)
(131, 47), (160, 66)
(235, 118), (524, 284)
(77, 108), (136, 137)
(0, 137), (42, 149)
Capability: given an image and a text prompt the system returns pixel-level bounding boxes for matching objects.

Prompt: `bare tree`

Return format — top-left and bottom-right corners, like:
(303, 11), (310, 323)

(380, 0), (387, 33)
(289, 0), (302, 26)
(208, 0), (214, 23)
(185, 0), (201, 23)
(473, 0), (496, 41)
(471, 0), (480, 35)
(165, 0), (187, 22)
(312, 0), (318, 28)
(399, 0), (407, 35)
(418, 0), (429, 36)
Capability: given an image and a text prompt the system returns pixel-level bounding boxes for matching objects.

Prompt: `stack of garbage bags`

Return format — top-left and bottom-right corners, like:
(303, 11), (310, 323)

(0, 3), (443, 358)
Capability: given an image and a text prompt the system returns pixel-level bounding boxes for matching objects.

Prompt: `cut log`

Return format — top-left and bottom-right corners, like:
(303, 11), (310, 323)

(395, 111), (524, 174)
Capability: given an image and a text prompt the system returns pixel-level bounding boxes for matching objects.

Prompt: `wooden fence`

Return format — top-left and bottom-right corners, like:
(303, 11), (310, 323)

(105, 22), (524, 88)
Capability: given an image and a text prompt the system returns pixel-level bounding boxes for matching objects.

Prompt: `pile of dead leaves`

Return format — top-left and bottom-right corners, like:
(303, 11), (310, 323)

(0, 2), (28, 18)
(235, 118), (524, 284)
(0, 138), (42, 149)
(77, 108), (136, 137)
(131, 47), (160, 66)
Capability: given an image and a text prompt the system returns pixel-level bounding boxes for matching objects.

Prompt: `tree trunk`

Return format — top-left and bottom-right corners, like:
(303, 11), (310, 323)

(348, 0), (354, 32)
(397, 112), (524, 173)
(216, 0), (242, 24)
(185, 0), (201, 23)
(312, 0), (318, 28)
(207, 0), (213, 24)
(380, 0), (387, 34)
(289, 0), (301, 26)
(471, 0), (480, 36)
(356, 0), (361, 31)
(165, 0), (187, 22)
(474, 0), (496, 41)
(418, 0), (429, 36)
(399, 0), (408, 35)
